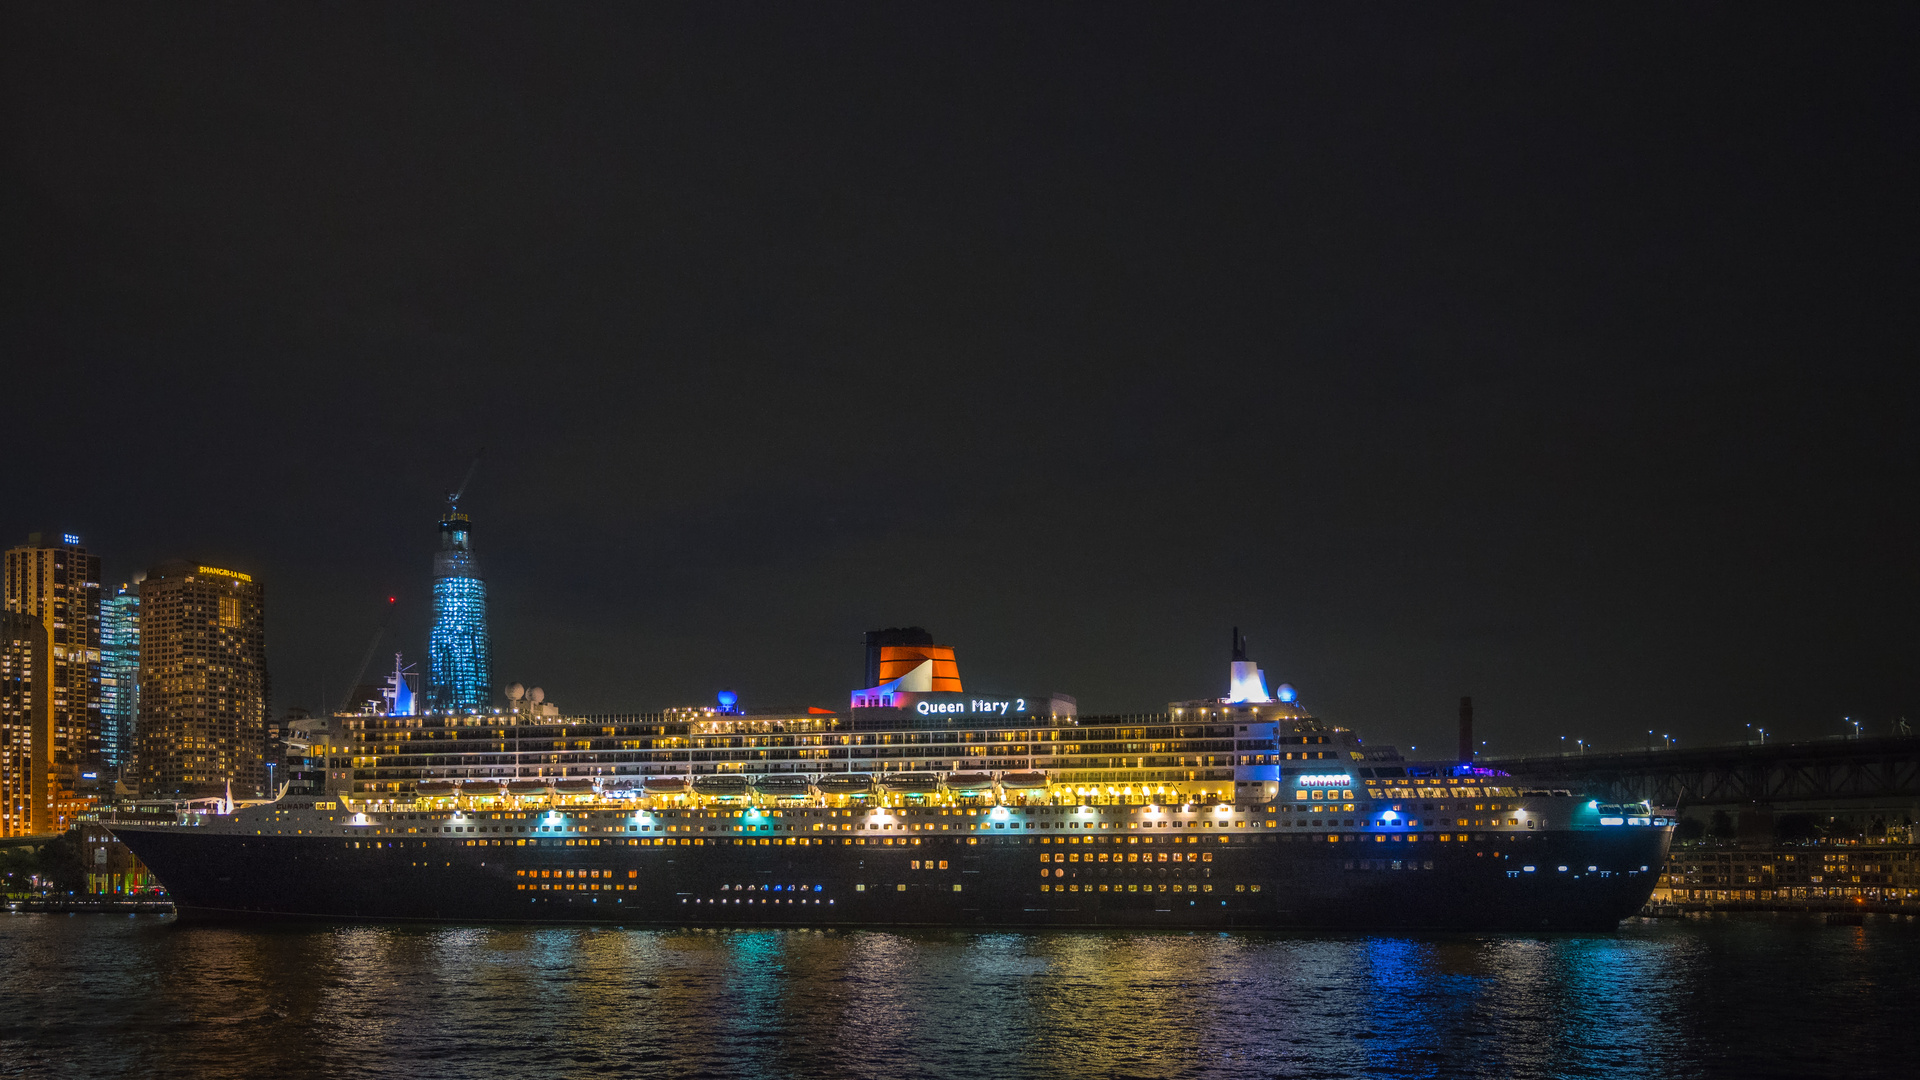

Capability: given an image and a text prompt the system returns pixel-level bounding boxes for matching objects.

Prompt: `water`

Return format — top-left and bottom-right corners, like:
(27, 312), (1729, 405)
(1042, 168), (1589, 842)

(1, 914), (1912, 1080)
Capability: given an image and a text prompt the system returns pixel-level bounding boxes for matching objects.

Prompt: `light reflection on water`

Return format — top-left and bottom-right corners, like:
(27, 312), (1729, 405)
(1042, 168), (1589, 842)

(0, 914), (1912, 1079)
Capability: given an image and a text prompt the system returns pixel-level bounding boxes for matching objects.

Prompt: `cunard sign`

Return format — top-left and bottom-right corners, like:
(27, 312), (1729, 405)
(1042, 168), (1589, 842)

(1298, 774), (1353, 787)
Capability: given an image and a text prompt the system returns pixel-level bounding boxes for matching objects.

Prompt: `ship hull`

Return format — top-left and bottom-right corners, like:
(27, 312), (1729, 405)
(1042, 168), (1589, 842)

(113, 825), (1669, 932)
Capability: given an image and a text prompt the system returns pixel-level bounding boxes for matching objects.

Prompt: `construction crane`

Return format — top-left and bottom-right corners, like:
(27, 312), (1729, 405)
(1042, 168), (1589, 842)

(337, 596), (398, 715)
(446, 449), (483, 515)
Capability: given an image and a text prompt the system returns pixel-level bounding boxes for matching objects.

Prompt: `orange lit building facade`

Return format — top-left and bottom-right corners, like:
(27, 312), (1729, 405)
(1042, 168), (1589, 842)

(1, 611), (50, 836)
(2, 534), (102, 835)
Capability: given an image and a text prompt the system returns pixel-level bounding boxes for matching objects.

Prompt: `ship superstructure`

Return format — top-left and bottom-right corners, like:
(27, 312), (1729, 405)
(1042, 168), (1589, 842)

(109, 632), (1674, 930)
(338, 628), (1354, 809)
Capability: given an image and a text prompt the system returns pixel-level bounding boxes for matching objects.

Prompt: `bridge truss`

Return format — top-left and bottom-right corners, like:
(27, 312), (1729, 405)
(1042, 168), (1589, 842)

(1482, 736), (1920, 807)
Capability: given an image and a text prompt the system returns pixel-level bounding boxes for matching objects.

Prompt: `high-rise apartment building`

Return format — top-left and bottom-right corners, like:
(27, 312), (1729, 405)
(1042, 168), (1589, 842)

(100, 584), (140, 770)
(0, 610), (50, 836)
(427, 507), (490, 713)
(136, 561), (267, 798)
(3, 533), (102, 826)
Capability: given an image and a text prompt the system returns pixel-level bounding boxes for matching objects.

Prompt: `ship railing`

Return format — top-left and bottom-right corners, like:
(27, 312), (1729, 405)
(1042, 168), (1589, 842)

(350, 790), (1233, 814)
(346, 772), (1247, 814)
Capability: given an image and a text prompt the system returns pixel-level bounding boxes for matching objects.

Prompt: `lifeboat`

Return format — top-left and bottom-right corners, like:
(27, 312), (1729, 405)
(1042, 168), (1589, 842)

(998, 772), (1049, 790)
(552, 779), (596, 795)
(692, 775), (752, 797)
(752, 775), (814, 796)
(506, 780), (550, 796)
(816, 773), (875, 795)
(643, 777), (690, 794)
(414, 781), (459, 798)
(462, 782), (506, 798)
(944, 772), (997, 793)
(879, 772), (944, 794)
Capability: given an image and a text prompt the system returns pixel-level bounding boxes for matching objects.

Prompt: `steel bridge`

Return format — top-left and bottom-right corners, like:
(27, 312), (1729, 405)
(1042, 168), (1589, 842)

(1482, 736), (1920, 808)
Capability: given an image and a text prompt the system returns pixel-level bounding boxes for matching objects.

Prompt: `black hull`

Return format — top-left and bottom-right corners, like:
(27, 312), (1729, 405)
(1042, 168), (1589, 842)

(114, 826), (1670, 932)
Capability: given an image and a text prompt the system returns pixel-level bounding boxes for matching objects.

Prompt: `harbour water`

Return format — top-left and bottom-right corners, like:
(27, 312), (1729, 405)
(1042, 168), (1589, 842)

(1, 913), (1912, 1079)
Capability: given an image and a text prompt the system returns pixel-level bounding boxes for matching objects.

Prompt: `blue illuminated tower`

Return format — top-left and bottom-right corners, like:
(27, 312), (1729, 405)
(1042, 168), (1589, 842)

(99, 584), (140, 769)
(427, 500), (491, 713)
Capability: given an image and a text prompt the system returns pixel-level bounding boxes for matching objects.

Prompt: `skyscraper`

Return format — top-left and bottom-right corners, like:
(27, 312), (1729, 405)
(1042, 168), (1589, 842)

(2, 533), (102, 821)
(0, 610), (50, 836)
(136, 561), (268, 798)
(99, 583), (140, 771)
(427, 506), (490, 713)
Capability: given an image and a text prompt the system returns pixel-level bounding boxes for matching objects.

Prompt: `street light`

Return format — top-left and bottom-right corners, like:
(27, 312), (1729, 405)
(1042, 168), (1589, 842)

(1758, 727), (1768, 745)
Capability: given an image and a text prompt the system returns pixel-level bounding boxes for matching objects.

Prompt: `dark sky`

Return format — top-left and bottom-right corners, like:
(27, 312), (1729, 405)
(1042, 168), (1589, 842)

(4, 5), (1916, 756)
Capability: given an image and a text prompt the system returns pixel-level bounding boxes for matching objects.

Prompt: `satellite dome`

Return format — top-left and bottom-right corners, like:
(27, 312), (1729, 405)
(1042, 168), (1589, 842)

(1276, 683), (1297, 703)
(717, 690), (739, 708)
(529, 687), (545, 704)
(505, 683), (525, 701)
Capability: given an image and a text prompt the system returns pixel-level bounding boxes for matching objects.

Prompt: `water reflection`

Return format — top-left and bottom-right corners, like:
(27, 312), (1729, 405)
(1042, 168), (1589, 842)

(1, 915), (1914, 1080)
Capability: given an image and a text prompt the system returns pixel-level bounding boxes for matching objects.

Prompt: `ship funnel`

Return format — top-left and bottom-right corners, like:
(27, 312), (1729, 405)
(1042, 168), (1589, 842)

(1225, 628), (1272, 704)
(861, 627), (960, 692)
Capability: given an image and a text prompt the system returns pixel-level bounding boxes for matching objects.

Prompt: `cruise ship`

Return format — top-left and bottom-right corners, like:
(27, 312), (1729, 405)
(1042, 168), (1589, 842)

(110, 630), (1673, 929)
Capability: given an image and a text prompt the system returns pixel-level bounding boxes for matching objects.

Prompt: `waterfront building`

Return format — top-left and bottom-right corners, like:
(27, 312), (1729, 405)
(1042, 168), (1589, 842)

(0, 611), (49, 836)
(427, 506), (490, 713)
(2, 533), (102, 830)
(135, 561), (268, 798)
(1652, 845), (1920, 910)
(78, 819), (157, 896)
(0, 609), (97, 836)
(99, 584), (140, 770)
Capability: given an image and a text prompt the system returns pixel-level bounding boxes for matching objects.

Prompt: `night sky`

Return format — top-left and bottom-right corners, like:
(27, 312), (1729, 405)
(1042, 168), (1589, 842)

(4, 6), (1916, 757)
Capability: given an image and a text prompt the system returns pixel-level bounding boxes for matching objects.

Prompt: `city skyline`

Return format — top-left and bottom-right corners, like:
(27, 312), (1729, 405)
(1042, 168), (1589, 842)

(10, 510), (1915, 762)
(5, 5), (1916, 761)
